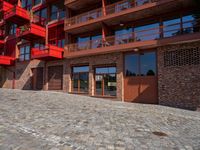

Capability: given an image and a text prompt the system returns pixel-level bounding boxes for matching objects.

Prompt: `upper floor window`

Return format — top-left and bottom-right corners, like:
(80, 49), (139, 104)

(19, 44), (31, 61)
(9, 24), (17, 35)
(77, 35), (102, 50)
(50, 3), (65, 21)
(115, 28), (133, 44)
(48, 25), (65, 48)
(22, 0), (32, 10)
(34, 8), (47, 25)
(134, 23), (159, 41)
(34, 0), (41, 6)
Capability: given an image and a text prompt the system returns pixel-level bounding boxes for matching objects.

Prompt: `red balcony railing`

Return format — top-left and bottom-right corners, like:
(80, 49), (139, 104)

(4, 5), (30, 23)
(0, 0), (13, 12)
(67, 18), (200, 52)
(16, 23), (46, 39)
(65, 0), (158, 27)
(31, 45), (63, 60)
(0, 55), (15, 65)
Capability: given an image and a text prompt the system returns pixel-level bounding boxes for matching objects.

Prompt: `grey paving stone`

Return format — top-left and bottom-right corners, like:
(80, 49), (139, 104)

(0, 89), (200, 150)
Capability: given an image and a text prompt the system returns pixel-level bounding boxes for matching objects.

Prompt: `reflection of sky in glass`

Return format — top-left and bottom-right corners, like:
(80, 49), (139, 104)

(164, 18), (181, 37)
(115, 28), (133, 44)
(125, 52), (156, 76)
(134, 23), (159, 41)
(115, 1), (131, 12)
(125, 54), (139, 76)
(136, 0), (149, 6)
(96, 67), (116, 74)
(73, 66), (89, 73)
(91, 35), (102, 48)
(140, 52), (156, 76)
(78, 37), (90, 49)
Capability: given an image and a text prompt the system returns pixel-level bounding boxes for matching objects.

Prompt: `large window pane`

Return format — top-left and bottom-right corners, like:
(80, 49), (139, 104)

(125, 54), (139, 76)
(134, 23), (159, 41)
(73, 66), (89, 73)
(163, 18), (181, 37)
(140, 52), (156, 76)
(104, 74), (116, 96)
(80, 73), (89, 93)
(125, 52), (156, 76)
(72, 66), (89, 93)
(95, 67), (117, 97)
(115, 28), (133, 44)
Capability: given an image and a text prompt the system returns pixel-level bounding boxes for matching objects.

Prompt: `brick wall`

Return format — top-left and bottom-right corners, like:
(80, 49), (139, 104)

(1, 60), (44, 90)
(158, 41), (200, 110)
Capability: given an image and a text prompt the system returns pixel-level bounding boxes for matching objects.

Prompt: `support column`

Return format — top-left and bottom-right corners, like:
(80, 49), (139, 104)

(102, 0), (107, 16)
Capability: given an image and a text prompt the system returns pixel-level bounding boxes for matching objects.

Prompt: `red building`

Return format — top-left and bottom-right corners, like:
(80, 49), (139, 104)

(0, 0), (200, 110)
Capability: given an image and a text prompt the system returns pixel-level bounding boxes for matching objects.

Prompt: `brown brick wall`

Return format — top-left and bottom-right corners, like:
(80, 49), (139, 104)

(158, 41), (200, 110)
(1, 60), (44, 90)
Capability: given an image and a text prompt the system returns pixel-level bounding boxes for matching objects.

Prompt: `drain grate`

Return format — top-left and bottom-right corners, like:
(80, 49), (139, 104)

(152, 131), (168, 137)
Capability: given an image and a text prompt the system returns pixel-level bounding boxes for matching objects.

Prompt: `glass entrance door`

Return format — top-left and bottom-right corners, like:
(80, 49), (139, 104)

(95, 67), (117, 97)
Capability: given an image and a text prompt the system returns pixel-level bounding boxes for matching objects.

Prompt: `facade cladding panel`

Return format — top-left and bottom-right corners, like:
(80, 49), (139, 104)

(0, 0), (200, 110)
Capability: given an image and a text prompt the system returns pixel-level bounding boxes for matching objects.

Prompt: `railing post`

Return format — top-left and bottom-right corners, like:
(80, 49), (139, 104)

(159, 19), (164, 39)
(102, 0), (107, 16)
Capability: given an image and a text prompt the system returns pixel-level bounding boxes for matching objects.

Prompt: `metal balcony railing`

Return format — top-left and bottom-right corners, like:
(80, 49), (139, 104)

(67, 18), (200, 52)
(65, 0), (159, 27)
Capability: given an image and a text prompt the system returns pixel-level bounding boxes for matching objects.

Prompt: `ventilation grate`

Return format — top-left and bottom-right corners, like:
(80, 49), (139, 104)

(164, 47), (200, 67)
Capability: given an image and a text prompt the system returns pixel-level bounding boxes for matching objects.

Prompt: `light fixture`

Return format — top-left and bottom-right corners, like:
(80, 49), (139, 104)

(119, 22), (124, 27)
(134, 48), (139, 52)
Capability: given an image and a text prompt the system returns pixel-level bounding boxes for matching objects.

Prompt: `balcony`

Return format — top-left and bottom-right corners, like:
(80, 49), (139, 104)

(65, 18), (200, 58)
(0, 0), (13, 12)
(65, 0), (102, 10)
(16, 23), (46, 40)
(31, 45), (64, 60)
(4, 6), (30, 25)
(0, 55), (15, 65)
(64, 0), (194, 34)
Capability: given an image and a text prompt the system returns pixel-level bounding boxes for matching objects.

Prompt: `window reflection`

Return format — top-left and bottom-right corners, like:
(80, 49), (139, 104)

(72, 66), (89, 93)
(95, 67), (117, 97)
(125, 52), (156, 76)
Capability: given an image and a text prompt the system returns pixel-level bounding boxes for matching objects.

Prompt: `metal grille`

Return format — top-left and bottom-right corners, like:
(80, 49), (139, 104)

(164, 47), (200, 67)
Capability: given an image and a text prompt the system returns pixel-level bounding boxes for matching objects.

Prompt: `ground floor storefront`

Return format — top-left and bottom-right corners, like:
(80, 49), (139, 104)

(0, 41), (200, 110)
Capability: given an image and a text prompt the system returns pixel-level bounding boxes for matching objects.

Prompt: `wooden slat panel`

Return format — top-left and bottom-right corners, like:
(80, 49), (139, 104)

(124, 76), (158, 104)
(32, 67), (43, 90)
(48, 65), (63, 90)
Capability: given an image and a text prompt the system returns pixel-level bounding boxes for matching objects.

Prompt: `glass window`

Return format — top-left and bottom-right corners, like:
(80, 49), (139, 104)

(19, 44), (31, 61)
(125, 52), (156, 76)
(125, 54), (139, 76)
(72, 66), (89, 93)
(9, 24), (17, 35)
(96, 67), (116, 74)
(91, 35), (102, 49)
(95, 67), (117, 97)
(140, 52), (156, 76)
(115, 28), (133, 44)
(134, 23), (159, 41)
(163, 18), (181, 37)
(34, 0), (41, 6)
(135, 0), (150, 6)
(50, 3), (65, 21)
(73, 66), (89, 73)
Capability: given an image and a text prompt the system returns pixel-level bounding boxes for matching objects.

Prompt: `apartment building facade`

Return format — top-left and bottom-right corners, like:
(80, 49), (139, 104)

(0, 0), (199, 110)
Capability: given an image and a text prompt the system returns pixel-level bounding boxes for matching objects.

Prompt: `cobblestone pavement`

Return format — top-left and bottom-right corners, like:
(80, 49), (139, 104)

(0, 89), (200, 150)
